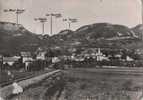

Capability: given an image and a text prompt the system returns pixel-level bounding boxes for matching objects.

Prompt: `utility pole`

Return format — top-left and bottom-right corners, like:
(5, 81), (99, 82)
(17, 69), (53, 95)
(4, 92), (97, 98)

(34, 18), (47, 35)
(63, 18), (78, 29)
(4, 9), (25, 25)
(0, 55), (3, 71)
(141, 0), (143, 24)
(141, 0), (143, 40)
(46, 13), (62, 35)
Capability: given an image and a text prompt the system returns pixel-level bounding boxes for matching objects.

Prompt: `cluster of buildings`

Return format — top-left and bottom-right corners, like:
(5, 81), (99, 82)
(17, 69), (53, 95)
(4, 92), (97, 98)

(0, 49), (47, 70)
(0, 47), (140, 70)
(68, 48), (135, 63)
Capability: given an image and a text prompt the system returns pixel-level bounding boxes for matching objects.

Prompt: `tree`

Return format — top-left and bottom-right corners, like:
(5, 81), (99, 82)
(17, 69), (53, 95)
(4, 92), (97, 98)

(12, 60), (24, 70)
(45, 49), (55, 58)
(28, 60), (47, 71)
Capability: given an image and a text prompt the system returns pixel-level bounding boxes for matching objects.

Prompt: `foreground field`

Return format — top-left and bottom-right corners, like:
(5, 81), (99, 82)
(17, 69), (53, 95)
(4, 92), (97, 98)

(6, 68), (143, 100)
(0, 70), (62, 100)
(63, 68), (143, 100)
(0, 69), (54, 87)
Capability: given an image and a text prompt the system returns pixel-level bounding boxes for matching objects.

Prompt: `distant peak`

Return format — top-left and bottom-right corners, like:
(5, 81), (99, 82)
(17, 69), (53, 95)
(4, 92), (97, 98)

(134, 24), (143, 30)
(58, 29), (73, 35)
(0, 21), (23, 26)
(0, 21), (24, 31)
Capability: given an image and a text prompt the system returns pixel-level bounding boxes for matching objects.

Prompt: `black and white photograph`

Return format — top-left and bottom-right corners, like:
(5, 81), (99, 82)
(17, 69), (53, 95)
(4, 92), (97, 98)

(0, 0), (143, 100)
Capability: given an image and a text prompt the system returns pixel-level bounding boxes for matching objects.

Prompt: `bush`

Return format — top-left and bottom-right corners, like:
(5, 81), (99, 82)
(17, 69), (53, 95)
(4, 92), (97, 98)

(28, 60), (46, 71)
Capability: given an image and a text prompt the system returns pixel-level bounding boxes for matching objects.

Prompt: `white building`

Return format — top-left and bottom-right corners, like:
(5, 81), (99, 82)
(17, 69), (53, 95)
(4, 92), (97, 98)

(3, 56), (20, 66)
(36, 51), (47, 60)
(126, 56), (134, 61)
(52, 57), (60, 63)
(20, 52), (33, 70)
(96, 48), (109, 61)
(20, 52), (33, 63)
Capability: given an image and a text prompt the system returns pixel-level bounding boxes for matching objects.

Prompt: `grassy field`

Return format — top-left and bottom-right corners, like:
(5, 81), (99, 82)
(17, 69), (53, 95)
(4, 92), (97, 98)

(63, 68), (143, 100)
(4, 68), (143, 100)
(4, 70), (63, 100)
(0, 69), (54, 87)
(0, 71), (33, 84)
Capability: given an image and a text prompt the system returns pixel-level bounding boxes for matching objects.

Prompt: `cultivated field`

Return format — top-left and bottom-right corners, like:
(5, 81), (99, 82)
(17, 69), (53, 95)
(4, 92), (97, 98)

(63, 68), (143, 100)
(4, 67), (143, 100)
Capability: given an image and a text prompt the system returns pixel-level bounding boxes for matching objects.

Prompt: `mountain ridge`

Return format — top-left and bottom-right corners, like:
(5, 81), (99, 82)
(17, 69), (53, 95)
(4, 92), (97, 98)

(0, 22), (142, 55)
(0, 22), (40, 56)
(132, 24), (143, 39)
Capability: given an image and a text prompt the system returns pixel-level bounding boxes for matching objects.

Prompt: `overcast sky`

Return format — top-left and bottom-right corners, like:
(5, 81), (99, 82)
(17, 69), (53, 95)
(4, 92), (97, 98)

(0, 0), (142, 35)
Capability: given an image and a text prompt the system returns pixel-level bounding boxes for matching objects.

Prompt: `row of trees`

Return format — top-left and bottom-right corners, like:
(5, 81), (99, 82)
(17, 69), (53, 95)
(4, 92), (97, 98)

(52, 59), (143, 69)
